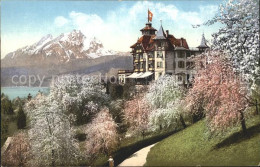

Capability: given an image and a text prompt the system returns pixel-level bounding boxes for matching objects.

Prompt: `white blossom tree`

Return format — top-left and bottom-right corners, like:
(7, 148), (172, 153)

(146, 75), (186, 131)
(85, 108), (119, 159)
(49, 75), (109, 125)
(200, 0), (259, 84)
(26, 96), (80, 166)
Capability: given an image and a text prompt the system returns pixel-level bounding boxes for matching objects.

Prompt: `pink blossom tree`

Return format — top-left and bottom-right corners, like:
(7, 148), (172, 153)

(185, 51), (249, 133)
(1, 132), (31, 166)
(123, 94), (151, 138)
(85, 108), (119, 159)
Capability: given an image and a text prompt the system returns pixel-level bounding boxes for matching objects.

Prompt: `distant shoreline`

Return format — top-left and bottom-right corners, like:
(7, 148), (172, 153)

(1, 86), (50, 88)
(1, 87), (50, 100)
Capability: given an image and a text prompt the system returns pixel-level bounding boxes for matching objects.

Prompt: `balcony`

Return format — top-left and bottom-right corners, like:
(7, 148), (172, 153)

(148, 67), (155, 71)
(140, 69), (144, 72)
(134, 69), (140, 72)
(148, 54), (155, 60)
(134, 59), (139, 63)
(140, 58), (146, 62)
(118, 70), (134, 74)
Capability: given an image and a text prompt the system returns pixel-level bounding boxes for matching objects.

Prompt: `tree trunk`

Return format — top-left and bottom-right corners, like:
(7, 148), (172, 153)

(105, 83), (110, 94)
(179, 114), (187, 129)
(256, 99), (259, 115)
(239, 111), (247, 135)
(52, 149), (55, 167)
(142, 130), (145, 140)
(19, 144), (23, 166)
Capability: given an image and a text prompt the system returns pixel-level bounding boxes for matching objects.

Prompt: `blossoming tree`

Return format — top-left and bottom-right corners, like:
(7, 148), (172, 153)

(186, 51), (249, 133)
(1, 132), (31, 166)
(49, 74), (109, 125)
(146, 75), (186, 131)
(123, 94), (151, 138)
(85, 108), (119, 159)
(201, 0), (259, 84)
(26, 96), (80, 166)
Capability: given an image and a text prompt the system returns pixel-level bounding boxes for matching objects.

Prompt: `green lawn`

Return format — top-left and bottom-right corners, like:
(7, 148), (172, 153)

(91, 128), (177, 166)
(145, 116), (260, 166)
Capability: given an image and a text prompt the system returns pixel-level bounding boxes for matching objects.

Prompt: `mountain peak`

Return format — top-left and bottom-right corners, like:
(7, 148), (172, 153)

(33, 34), (53, 52)
(3, 30), (118, 65)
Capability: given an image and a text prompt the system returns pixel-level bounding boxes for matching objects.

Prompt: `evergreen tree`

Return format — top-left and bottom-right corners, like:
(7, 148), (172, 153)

(1, 97), (14, 115)
(27, 93), (32, 101)
(17, 105), (26, 129)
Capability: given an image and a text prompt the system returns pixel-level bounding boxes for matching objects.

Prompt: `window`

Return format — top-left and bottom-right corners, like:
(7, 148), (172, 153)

(186, 62), (194, 69)
(157, 42), (161, 47)
(178, 61), (185, 68)
(148, 54), (153, 58)
(187, 74), (190, 82)
(157, 51), (163, 58)
(157, 62), (163, 68)
(140, 54), (143, 59)
(140, 62), (144, 68)
(178, 75), (183, 82)
(149, 61), (154, 68)
(178, 51), (185, 58)
(186, 52), (191, 57)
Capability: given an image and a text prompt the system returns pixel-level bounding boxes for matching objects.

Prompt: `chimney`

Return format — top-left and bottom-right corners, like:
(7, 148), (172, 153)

(166, 30), (169, 37)
(180, 38), (183, 46)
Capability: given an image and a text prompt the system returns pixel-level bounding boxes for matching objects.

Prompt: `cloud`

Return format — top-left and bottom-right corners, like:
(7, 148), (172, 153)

(69, 11), (104, 37)
(54, 16), (69, 27)
(1, 1), (220, 59)
(54, 2), (219, 52)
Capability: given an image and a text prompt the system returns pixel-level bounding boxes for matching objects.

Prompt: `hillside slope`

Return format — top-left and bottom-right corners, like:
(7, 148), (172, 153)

(145, 116), (260, 166)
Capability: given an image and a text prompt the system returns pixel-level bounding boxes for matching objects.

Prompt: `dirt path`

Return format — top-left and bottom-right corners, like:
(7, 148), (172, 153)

(118, 143), (157, 166)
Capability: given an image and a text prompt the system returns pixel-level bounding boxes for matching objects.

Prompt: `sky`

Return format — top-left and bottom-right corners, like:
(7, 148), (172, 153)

(1, 0), (224, 59)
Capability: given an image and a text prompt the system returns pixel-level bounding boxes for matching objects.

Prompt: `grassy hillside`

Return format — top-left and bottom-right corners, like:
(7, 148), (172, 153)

(145, 116), (260, 166)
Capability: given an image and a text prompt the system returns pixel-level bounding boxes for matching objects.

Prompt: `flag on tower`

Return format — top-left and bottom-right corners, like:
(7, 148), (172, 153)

(148, 9), (153, 22)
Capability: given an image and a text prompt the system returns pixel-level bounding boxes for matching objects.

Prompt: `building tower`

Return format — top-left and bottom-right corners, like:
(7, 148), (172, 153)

(140, 22), (157, 36)
(197, 33), (209, 52)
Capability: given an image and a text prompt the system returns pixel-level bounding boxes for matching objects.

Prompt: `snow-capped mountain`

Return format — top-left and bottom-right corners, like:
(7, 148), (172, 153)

(1, 30), (132, 87)
(4, 30), (117, 64)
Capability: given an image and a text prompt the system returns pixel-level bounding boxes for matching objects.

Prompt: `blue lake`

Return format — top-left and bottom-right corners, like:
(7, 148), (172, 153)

(1, 87), (50, 100)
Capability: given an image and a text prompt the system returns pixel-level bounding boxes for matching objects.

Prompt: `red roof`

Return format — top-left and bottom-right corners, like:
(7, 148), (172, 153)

(168, 35), (189, 49)
(140, 26), (157, 31)
(130, 34), (189, 50)
(130, 35), (156, 50)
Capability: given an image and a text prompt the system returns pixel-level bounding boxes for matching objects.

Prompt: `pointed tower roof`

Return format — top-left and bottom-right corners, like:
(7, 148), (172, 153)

(154, 25), (166, 40)
(197, 33), (209, 48)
